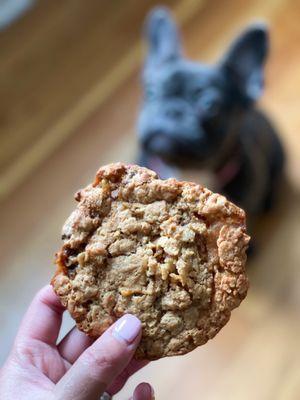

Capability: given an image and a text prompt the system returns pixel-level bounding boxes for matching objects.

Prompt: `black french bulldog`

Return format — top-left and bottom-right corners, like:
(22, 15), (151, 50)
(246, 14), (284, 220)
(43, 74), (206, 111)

(138, 7), (285, 220)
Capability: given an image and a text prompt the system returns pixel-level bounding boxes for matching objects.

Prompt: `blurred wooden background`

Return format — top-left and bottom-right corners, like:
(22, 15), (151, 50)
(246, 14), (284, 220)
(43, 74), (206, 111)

(1, 0), (300, 399)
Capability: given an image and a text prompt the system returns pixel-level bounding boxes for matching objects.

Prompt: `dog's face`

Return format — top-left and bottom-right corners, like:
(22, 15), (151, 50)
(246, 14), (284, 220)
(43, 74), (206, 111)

(139, 60), (231, 167)
(138, 8), (268, 168)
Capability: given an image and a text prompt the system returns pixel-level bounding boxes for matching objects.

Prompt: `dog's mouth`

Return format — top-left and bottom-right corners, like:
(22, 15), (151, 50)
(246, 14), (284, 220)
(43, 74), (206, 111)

(143, 132), (209, 168)
(146, 155), (179, 179)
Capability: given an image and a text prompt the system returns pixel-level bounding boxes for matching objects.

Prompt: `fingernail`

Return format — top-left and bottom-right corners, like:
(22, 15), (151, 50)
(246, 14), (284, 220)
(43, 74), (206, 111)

(133, 383), (155, 400)
(113, 314), (141, 344)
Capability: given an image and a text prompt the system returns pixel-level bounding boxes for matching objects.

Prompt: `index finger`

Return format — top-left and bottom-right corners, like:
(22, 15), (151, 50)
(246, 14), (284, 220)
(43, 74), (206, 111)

(16, 285), (65, 345)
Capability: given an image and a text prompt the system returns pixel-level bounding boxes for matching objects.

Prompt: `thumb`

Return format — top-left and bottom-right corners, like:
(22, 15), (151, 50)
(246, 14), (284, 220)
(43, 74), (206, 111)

(54, 314), (142, 400)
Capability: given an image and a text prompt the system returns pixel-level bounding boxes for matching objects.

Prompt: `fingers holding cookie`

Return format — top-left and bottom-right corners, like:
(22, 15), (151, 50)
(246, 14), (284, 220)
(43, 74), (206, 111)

(54, 314), (142, 400)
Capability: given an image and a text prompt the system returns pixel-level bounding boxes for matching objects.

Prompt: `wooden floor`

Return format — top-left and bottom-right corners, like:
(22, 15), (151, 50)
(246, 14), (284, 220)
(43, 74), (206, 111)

(1, 0), (300, 399)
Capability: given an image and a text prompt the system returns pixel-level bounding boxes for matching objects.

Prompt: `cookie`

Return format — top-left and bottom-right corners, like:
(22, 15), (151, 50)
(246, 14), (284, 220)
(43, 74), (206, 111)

(52, 163), (249, 360)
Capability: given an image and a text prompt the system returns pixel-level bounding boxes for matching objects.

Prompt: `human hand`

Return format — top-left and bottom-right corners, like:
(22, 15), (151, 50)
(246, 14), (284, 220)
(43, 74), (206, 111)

(0, 285), (154, 400)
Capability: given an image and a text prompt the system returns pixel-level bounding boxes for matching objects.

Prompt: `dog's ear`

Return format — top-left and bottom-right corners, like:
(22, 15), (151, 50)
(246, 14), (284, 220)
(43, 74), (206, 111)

(220, 23), (269, 103)
(144, 7), (182, 66)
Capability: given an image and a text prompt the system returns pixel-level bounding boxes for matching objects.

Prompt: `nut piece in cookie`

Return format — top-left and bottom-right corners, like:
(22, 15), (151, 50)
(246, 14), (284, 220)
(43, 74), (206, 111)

(52, 163), (250, 360)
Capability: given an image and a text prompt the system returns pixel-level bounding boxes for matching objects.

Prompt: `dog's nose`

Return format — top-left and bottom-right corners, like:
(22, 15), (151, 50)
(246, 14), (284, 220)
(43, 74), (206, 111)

(146, 132), (174, 155)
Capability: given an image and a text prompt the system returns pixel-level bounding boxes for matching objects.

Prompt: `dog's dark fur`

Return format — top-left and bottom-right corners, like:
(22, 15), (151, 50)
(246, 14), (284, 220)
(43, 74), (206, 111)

(138, 7), (285, 219)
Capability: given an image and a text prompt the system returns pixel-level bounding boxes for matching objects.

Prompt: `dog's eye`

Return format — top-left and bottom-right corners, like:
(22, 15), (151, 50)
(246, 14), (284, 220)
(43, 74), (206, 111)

(202, 94), (216, 110)
(191, 87), (203, 100)
(198, 89), (220, 115)
(145, 86), (156, 101)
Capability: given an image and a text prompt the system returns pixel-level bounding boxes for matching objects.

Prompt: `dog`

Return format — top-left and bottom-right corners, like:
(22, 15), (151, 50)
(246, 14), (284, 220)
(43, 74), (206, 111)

(137, 7), (285, 221)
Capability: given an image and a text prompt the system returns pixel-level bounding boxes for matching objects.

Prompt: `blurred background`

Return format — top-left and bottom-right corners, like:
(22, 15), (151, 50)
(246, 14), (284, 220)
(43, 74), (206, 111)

(0, 0), (300, 399)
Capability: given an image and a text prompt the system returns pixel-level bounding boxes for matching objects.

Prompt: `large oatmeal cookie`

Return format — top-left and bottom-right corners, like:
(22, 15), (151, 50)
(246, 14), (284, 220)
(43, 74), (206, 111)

(52, 163), (249, 360)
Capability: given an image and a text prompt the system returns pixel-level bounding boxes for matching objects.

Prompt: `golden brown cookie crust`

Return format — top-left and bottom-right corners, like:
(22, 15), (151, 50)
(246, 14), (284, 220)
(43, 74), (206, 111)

(52, 163), (250, 360)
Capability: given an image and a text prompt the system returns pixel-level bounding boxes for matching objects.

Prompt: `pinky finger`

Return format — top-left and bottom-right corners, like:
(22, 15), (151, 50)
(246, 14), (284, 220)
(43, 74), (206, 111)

(131, 382), (155, 400)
